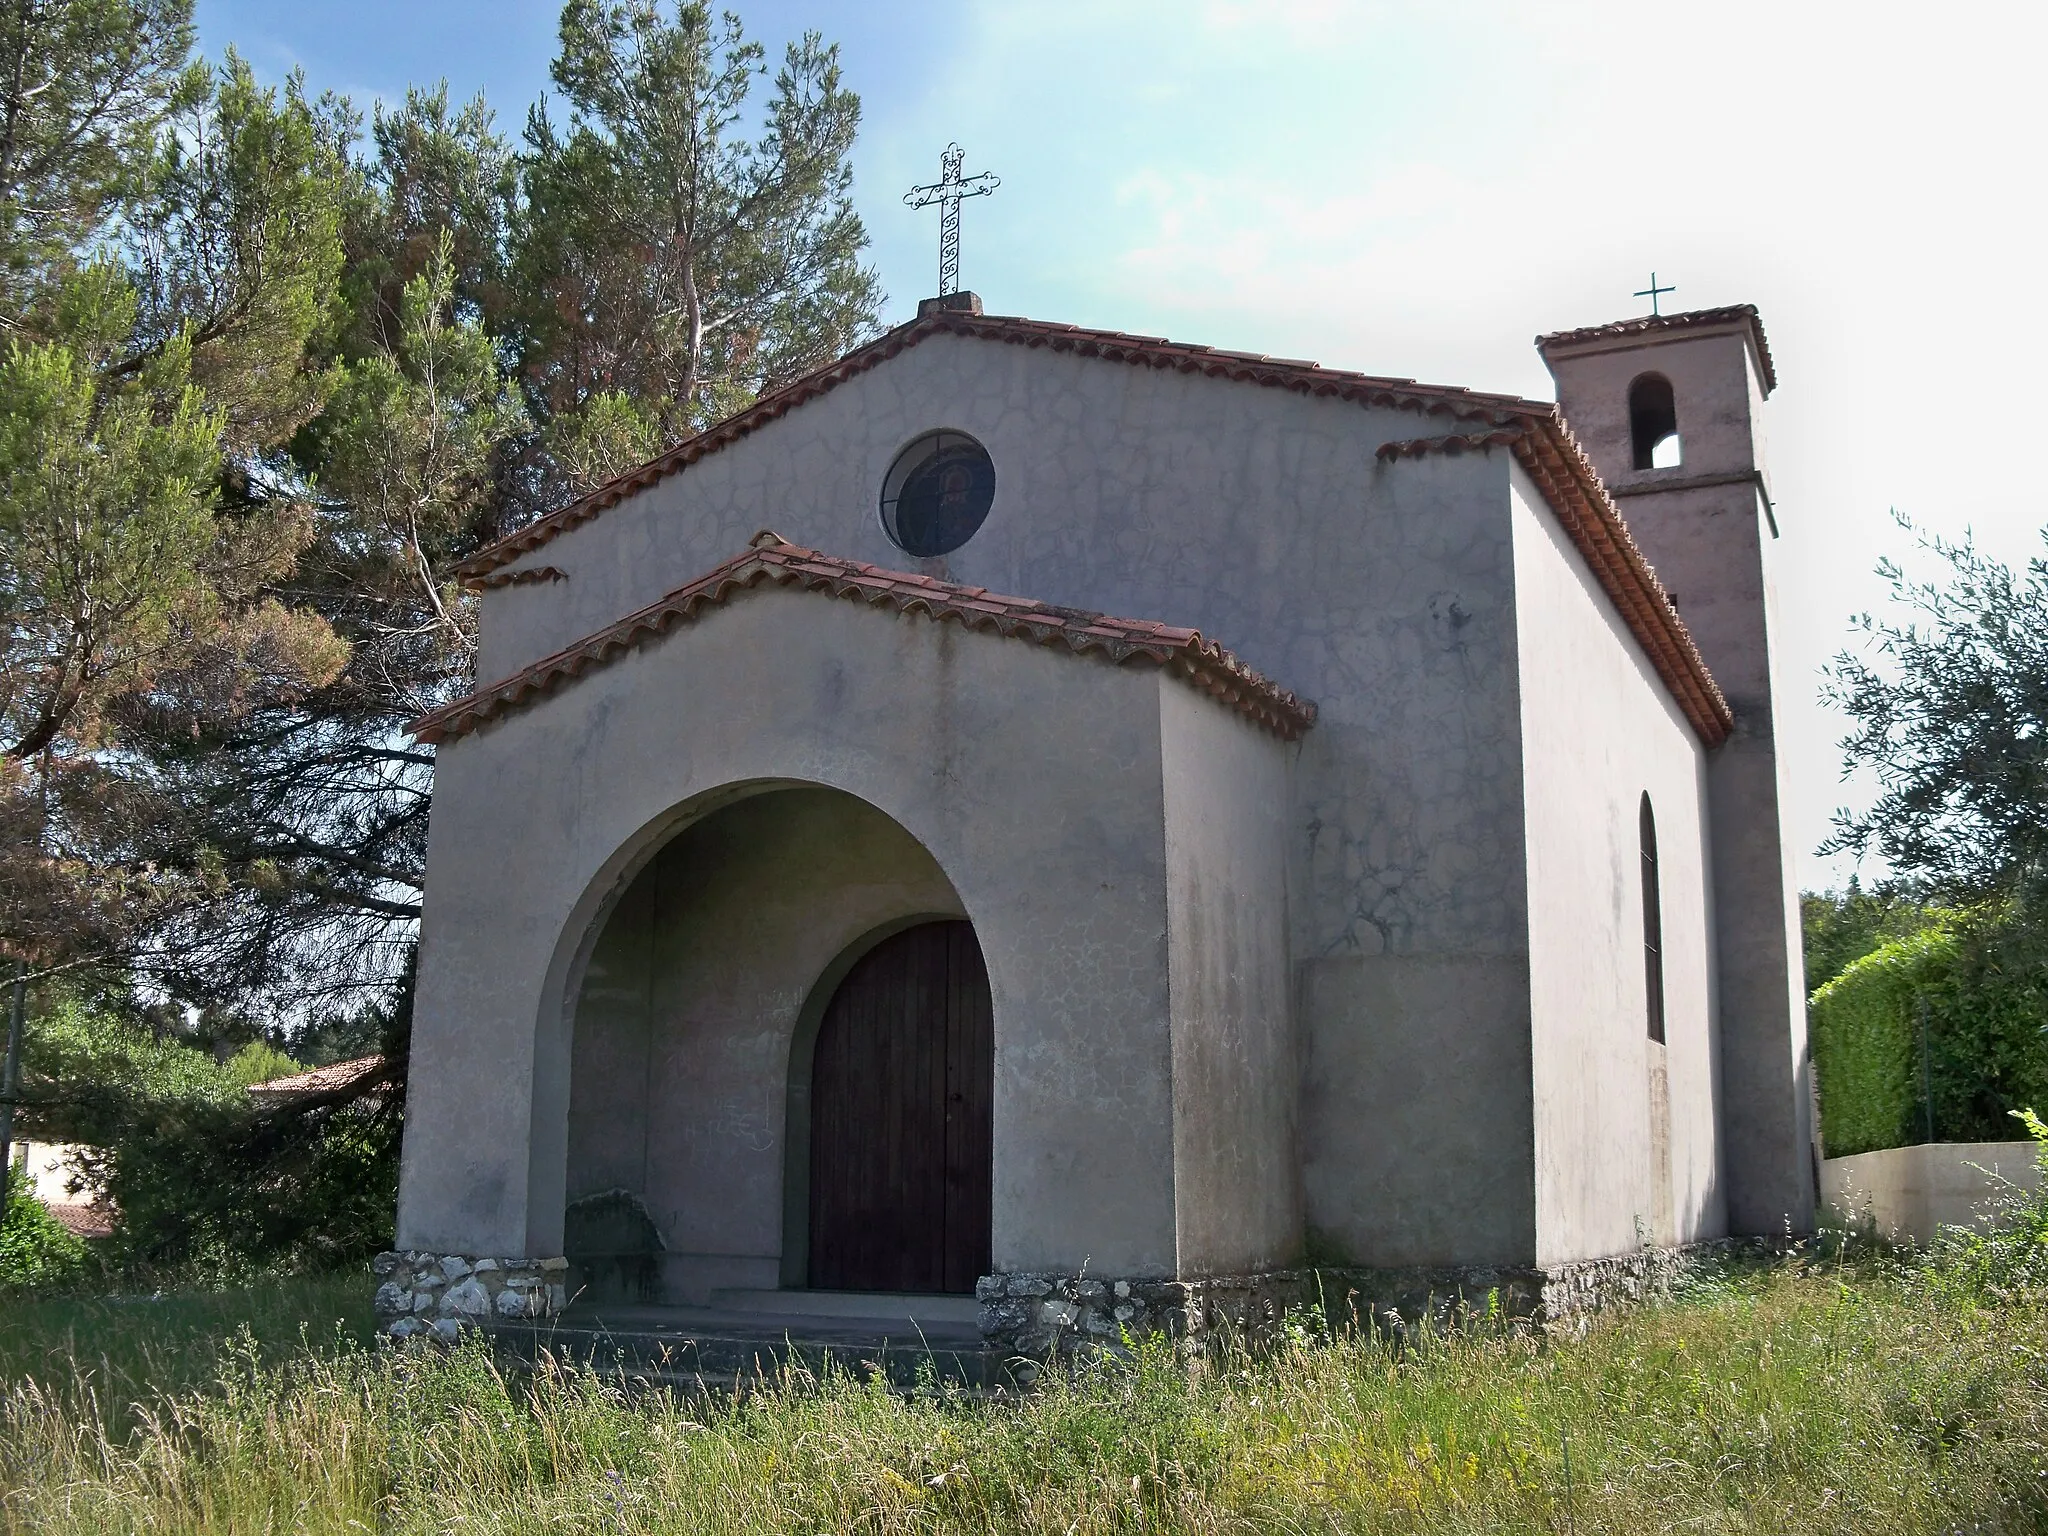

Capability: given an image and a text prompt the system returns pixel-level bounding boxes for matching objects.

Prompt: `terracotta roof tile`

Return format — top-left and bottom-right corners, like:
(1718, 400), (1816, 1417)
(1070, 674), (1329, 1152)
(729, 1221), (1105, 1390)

(473, 566), (566, 590)
(247, 1054), (390, 1101)
(45, 1200), (114, 1239)
(1376, 429), (1526, 461)
(413, 533), (1318, 745)
(1534, 305), (1777, 396)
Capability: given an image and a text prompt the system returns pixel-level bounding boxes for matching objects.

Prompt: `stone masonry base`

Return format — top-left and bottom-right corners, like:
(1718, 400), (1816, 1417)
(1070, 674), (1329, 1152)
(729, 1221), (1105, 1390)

(374, 1242), (1760, 1352)
(373, 1251), (568, 1342)
(978, 1242), (1766, 1359)
(977, 1270), (1310, 1358)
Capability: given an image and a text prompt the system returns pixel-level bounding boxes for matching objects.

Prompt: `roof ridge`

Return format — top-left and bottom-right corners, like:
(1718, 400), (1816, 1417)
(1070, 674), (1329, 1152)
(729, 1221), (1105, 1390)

(413, 536), (1319, 746)
(452, 311), (1558, 582)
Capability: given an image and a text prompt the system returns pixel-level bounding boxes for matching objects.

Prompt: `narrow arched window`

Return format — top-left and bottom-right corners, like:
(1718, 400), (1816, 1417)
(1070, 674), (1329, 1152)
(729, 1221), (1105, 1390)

(1628, 373), (1682, 470)
(1640, 793), (1665, 1043)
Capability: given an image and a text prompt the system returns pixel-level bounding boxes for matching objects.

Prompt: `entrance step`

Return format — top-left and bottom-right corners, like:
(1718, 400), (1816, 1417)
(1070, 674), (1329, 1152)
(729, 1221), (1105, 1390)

(708, 1288), (981, 1326)
(485, 1300), (1009, 1393)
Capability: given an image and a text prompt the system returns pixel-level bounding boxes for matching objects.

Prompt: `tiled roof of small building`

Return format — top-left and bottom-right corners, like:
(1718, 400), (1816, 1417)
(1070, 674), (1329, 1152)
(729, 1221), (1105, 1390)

(247, 1054), (390, 1101)
(411, 533), (1320, 746)
(1533, 305), (1777, 396)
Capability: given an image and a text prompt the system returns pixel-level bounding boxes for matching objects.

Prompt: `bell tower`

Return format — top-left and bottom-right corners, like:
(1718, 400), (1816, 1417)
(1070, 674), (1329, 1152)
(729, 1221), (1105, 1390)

(1537, 305), (1815, 1236)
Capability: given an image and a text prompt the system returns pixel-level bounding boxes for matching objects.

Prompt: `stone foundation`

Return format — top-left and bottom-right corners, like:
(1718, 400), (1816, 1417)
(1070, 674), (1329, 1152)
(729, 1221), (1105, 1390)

(977, 1270), (1311, 1358)
(1317, 1238), (1780, 1336)
(372, 1251), (568, 1342)
(978, 1243), (1773, 1360)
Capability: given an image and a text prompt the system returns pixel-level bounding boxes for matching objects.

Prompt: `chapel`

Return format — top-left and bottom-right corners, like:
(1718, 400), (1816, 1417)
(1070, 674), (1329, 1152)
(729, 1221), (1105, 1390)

(378, 293), (1813, 1350)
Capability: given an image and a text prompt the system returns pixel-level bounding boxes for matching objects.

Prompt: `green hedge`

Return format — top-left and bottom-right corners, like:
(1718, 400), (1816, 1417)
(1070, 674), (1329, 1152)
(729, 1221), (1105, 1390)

(0, 1165), (93, 1291)
(1811, 908), (2048, 1156)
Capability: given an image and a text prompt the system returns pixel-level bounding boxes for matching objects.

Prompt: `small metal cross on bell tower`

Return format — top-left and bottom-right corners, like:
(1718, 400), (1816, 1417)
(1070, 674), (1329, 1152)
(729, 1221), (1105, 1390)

(905, 143), (1000, 298)
(1634, 271), (1676, 317)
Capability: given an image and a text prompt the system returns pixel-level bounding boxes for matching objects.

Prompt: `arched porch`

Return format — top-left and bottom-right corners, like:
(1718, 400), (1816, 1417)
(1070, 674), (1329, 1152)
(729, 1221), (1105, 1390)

(559, 782), (990, 1308)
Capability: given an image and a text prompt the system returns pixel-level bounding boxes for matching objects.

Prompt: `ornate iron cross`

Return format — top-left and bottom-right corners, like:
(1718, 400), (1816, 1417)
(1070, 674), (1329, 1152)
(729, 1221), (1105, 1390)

(905, 143), (1000, 297)
(1634, 271), (1676, 316)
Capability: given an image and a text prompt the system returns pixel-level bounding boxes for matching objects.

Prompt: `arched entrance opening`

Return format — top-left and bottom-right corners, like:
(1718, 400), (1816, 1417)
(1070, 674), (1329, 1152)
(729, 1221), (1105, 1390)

(557, 783), (977, 1308)
(806, 920), (992, 1294)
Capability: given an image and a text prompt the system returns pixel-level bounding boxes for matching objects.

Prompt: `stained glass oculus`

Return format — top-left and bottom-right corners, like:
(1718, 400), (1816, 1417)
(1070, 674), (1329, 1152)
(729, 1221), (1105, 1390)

(880, 431), (996, 557)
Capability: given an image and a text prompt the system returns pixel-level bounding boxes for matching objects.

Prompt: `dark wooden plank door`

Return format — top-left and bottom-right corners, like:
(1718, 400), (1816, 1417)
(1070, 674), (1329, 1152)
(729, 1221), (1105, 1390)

(809, 921), (992, 1293)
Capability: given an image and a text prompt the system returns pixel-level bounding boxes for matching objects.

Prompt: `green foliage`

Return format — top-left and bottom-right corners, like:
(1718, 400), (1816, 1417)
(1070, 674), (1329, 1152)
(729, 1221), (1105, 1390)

(1826, 520), (2048, 901)
(513, 0), (882, 464)
(4, 1259), (2048, 1532)
(0, 272), (226, 759)
(1811, 922), (1957, 1155)
(23, 998), (247, 1123)
(1923, 1106), (2048, 1298)
(19, 1000), (398, 1277)
(1801, 879), (1933, 994)
(128, 50), (352, 452)
(223, 1038), (300, 1086)
(0, 40), (352, 987)
(0, 0), (205, 309)
(1811, 905), (2048, 1154)
(0, 1163), (94, 1291)
(83, 1080), (398, 1277)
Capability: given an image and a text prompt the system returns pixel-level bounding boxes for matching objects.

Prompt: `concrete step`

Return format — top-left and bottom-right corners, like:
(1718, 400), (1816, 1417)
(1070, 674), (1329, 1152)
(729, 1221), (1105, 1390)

(487, 1302), (1009, 1391)
(707, 1288), (981, 1325)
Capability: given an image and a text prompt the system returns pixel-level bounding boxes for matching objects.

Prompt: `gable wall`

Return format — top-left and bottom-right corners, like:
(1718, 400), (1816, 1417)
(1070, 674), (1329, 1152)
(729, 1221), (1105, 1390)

(483, 331), (1533, 961)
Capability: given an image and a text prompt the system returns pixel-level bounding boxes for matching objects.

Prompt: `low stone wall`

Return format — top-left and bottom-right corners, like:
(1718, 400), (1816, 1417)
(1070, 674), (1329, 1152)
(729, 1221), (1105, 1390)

(977, 1270), (1310, 1359)
(1314, 1243), (1731, 1336)
(1821, 1141), (2041, 1245)
(373, 1251), (569, 1342)
(977, 1244), (1773, 1362)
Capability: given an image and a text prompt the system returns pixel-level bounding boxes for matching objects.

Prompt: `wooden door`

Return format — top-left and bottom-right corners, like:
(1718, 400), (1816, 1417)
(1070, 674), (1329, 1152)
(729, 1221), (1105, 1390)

(808, 921), (992, 1293)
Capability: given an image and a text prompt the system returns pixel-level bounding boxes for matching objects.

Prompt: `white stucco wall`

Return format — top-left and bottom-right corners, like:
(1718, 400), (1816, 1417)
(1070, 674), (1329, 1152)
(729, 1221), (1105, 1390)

(402, 585), (1308, 1279)
(1543, 325), (1813, 1235)
(1160, 678), (1300, 1276)
(1821, 1142), (2042, 1245)
(1510, 464), (1725, 1267)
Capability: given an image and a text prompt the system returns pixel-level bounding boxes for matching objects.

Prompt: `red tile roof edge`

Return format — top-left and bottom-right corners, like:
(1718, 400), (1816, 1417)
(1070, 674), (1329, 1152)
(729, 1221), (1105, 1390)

(1516, 418), (1733, 744)
(246, 1054), (390, 1100)
(1373, 423), (1732, 746)
(1376, 429), (1526, 461)
(473, 565), (566, 590)
(452, 312), (1550, 583)
(1533, 304), (1777, 397)
(414, 533), (1319, 746)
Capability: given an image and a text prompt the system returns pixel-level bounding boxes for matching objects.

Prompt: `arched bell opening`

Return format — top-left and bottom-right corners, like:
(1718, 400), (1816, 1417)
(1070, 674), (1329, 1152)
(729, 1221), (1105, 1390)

(557, 783), (971, 1308)
(1628, 372), (1682, 470)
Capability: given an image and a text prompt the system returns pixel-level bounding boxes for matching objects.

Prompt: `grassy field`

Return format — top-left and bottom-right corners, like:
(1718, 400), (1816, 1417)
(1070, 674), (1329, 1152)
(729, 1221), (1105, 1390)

(0, 1250), (2045, 1534)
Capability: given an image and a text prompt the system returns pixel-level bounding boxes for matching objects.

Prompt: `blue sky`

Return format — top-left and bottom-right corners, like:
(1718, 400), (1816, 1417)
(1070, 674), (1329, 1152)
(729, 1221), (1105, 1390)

(196, 0), (2048, 888)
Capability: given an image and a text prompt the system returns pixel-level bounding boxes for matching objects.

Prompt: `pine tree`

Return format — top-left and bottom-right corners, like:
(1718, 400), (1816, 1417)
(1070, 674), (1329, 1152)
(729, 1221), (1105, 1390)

(512, 0), (881, 494)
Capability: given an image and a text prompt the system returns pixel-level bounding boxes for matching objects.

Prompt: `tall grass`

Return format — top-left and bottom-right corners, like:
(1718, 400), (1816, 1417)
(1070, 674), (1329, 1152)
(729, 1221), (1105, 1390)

(2, 1253), (2045, 1533)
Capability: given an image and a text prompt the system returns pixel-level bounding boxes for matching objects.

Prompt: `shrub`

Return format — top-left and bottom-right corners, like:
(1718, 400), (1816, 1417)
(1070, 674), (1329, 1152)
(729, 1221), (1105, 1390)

(0, 1164), (93, 1290)
(1811, 905), (2048, 1154)
(20, 999), (399, 1279)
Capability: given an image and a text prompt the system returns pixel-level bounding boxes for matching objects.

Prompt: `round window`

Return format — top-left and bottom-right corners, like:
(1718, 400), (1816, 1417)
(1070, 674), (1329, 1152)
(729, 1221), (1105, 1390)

(880, 430), (995, 557)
